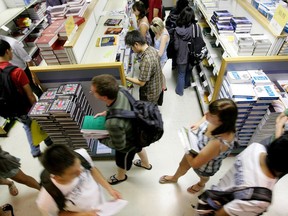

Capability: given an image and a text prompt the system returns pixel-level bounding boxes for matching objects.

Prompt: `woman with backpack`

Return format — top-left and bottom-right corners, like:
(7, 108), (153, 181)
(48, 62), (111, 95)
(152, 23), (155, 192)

(173, 6), (200, 96)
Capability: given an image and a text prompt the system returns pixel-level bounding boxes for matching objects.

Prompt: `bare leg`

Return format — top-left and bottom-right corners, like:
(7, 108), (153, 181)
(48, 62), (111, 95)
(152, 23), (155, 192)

(10, 169), (40, 190)
(187, 174), (210, 194)
(136, 149), (150, 168)
(116, 167), (127, 180)
(0, 178), (18, 196)
(161, 155), (191, 182)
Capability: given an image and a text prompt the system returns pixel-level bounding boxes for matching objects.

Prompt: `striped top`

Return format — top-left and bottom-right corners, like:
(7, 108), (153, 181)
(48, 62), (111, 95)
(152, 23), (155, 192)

(195, 121), (235, 176)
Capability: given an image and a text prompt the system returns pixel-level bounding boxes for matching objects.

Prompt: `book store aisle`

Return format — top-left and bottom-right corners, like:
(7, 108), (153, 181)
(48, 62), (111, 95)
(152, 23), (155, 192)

(0, 60), (288, 216)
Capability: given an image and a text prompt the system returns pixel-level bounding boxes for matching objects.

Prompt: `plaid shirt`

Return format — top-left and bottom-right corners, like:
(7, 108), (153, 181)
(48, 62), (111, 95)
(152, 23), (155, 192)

(138, 46), (163, 104)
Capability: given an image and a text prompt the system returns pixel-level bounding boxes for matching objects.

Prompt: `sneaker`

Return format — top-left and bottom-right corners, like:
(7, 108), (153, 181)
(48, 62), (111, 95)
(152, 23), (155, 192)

(44, 137), (53, 146)
(33, 152), (42, 158)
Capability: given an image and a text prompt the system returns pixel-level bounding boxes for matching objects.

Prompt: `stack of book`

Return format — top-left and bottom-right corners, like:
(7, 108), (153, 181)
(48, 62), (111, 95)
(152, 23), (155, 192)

(27, 2), (47, 20)
(66, 0), (88, 17)
(278, 41), (288, 56)
(28, 83), (94, 155)
(201, 0), (219, 11)
(226, 70), (251, 84)
(251, 34), (272, 56)
(210, 10), (234, 34)
(234, 33), (255, 56)
(230, 17), (252, 33)
(49, 4), (68, 22)
(81, 116), (109, 139)
(257, 2), (276, 18)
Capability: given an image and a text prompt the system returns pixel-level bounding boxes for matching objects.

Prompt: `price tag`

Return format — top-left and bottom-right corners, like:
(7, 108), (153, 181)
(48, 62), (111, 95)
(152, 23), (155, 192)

(215, 39), (220, 47)
(0, 25), (10, 32)
(213, 67), (218, 76)
(270, 5), (288, 35)
(199, 71), (204, 77)
(227, 35), (234, 42)
(208, 94), (212, 101)
(208, 57), (214, 65)
(65, 16), (75, 38)
(191, 82), (197, 87)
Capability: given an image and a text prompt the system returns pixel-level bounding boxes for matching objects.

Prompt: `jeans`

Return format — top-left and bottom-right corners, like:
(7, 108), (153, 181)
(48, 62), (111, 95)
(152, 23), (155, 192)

(175, 64), (192, 96)
(22, 120), (41, 156)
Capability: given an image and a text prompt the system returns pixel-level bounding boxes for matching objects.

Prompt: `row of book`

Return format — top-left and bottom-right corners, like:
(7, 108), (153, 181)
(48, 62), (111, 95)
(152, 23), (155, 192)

(28, 83), (94, 154)
(49, 0), (88, 22)
(220, 70), (281, 146)
(210, 10), (253, 34)
(234, 33), (272, 56)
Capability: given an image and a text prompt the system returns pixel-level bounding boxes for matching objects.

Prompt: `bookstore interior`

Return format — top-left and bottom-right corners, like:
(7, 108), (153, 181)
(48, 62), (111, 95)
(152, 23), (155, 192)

(0, 0), (288, 215)
(0, 0), (288, 156)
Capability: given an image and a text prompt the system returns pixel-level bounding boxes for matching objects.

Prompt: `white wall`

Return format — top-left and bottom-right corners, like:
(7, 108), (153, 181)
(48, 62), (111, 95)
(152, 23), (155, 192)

(0, 0), (7, 13)
(163, 0), (175, 7)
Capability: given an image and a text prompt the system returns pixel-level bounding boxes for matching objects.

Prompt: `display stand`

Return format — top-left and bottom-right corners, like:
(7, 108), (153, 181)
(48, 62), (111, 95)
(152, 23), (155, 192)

(30, 62), (126, 159)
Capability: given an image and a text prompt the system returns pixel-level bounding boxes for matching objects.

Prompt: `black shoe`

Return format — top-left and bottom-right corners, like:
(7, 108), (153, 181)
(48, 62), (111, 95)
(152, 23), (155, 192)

(44, 137), (53, 146)
(2, 203), (14, 216)
(33, 152), (42, 158)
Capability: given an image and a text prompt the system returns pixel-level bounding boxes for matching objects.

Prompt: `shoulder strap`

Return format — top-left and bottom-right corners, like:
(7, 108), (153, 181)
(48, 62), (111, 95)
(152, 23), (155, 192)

(233, 187), (272, 203)
(0, 65), (18, 75)
(40, 152), (92, 211)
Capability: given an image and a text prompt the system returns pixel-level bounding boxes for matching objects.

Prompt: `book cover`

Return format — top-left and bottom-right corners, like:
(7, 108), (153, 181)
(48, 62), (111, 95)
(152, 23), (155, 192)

(56, 83), (82, 95)
(49, 96), (74, 112)
(226, 71), (251, 84)
(36, 34), (58, 47)
(96, 36), (118, 47)
(178, 127), (199, 156)
(104, 18), (122, 26)
(248, 70), (271, 85)
(40, 88), (58, 100)
(228, 83), (256, 99)
(254, 85), (280, 100)
(81, 115), (106, 130)
(29, 100), (53, 117)
(104, 27), (123, 35)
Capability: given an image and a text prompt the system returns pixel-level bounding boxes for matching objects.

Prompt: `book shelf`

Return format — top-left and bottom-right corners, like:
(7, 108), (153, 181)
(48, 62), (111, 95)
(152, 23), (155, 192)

(29, 62), (126, 159)
(64, 0), (127, 64)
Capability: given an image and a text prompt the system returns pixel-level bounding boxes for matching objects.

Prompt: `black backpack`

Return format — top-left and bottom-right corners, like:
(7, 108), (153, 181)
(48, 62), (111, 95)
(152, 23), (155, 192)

(0, 65), (28, 118)
(196, 187), (272, 215)
(40, 152), (91, 211)
(165, 11), (179, 59)
(188, 23), (208, 66)
(106, 88), (164, 148)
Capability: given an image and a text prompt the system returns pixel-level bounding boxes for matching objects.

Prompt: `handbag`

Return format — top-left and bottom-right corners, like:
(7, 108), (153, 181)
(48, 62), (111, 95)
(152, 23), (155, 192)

(196, 187), (272, 216)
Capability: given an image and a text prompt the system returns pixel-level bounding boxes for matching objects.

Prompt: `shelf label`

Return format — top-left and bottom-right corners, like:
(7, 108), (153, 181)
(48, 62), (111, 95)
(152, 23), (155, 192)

(270, 5), (288, 35)
(215, 39), (220, 46)
(208, 57), (214, 65)
(213, 67), (218, 76)
(1, 25), (10, 32)
(199, 71), (204, 77)
(203, 80), (208, 87)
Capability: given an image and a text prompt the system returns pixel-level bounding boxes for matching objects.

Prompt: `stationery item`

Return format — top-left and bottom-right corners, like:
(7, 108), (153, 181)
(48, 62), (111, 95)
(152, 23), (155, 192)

(178, 127), (199, 156)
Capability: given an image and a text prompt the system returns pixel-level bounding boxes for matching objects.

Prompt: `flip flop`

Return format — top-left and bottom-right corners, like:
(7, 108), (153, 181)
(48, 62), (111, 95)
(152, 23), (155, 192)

(8, 182), (18, 196)
(2, 203), (14, 216)
(159, 175), (177, 184)
(187, 183), (205, 194)
(108, 174), (128, 185)
(133, 159), (152, 170)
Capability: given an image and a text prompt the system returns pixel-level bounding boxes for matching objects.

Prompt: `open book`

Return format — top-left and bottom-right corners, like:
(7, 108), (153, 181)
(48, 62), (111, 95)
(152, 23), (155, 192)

(178, 127), (200, 156)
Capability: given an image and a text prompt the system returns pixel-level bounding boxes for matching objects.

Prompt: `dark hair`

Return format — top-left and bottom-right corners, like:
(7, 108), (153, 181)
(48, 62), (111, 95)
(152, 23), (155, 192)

(209, 98), (238, 135)
(125, 30), (146, 46)
(91, 74), (119, 100)
(176, 6), (196, 27)
(266, 135), (288, 177)
(41, 145), (77, 176)
(139, 0), (149, 11)
(175, 0), (189, 14)
(0, 39), (10, 57)
(132, 1), (147, 20)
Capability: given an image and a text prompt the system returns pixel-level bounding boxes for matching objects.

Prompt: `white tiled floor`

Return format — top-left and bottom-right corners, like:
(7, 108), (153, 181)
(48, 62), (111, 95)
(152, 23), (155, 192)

(1, 59), (288, 216)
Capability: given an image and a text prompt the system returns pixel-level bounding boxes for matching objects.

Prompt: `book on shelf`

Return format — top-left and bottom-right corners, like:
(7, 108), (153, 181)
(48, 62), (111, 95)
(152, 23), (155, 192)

(178, 127), (199, 156)
(104, 27), (123, 35)
(230, 17), (252, 27)
(29, 100), (53, 117)
(56, 83), (82, 96)
(36, 34), (58, 48)
(48, 95), (74, 113)
(213, 10), (233, 20)
(226, 70), (251, 84)
(40, 88), (58, 100)
(234, 33), (254, 46)
(254, 85), (280, 100)
(248, 70), (271, 86)
(228, 83), (256, 99)
(49, 4), (68, 16)
(96, 36), (118, 47)
(104, 18), (122, 26)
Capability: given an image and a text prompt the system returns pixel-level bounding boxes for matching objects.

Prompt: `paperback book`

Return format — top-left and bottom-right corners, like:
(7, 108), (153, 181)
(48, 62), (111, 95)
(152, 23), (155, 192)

(40, 88), (58, 100)
(96, 36), (118, 47)
(81, 115), (109, 139)
(178, 127), (199, 156)
(104, 27), (123, 35)
(104, 18), (122, 26)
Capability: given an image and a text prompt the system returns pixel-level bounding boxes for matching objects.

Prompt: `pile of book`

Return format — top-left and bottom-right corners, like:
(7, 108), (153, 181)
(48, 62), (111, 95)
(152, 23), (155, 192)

(28, 83), (94, 154)
(81, 116), (109, 139)
(251, 34), (272, 56)
(234, 33), (255, 56)
(230, 17), (252, 33)
(36, 16), (85, 65)
(221, 70), (280, 146)
(27, 2), (47, 20)
(210, 10), (234, 34)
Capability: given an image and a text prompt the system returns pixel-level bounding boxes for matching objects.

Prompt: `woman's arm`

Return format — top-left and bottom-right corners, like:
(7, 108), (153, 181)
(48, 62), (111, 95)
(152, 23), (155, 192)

(191, 115), (206, 130)
(139, 21), (149, 39)
(185, 139), (222, 169)
(158, 34), (169, 57)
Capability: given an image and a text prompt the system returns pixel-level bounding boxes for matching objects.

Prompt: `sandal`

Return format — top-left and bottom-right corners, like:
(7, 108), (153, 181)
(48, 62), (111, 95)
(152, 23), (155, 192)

(108, 174), (128, 185)
(2, 203), (14, 216)
(8, 182), (18, 196)
(187, 183), (205, 194)
(159, 175), (177, 184)
(133, 159), (152, 170)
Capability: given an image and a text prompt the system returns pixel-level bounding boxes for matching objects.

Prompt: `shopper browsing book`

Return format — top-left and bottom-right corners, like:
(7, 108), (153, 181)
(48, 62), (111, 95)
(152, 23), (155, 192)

(159, 99), (238, 194)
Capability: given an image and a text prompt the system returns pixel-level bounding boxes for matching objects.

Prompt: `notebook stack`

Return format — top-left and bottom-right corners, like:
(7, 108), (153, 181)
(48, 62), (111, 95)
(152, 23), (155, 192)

(234, 33), (255, 56)
(251, 34), (272, 56)
(230, 17), (252, 33)
(28, 84), (94, 154)
(210, 10), (234, 34)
